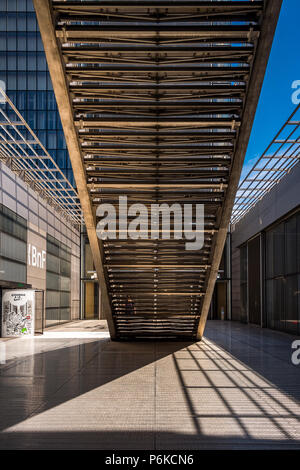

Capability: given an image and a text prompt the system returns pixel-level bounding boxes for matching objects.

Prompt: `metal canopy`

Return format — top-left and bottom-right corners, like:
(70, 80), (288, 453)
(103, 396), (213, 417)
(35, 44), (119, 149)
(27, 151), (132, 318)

(34, 0), (282, 340)
(232, 103), (300, 225)
(0, 89), (82, 227)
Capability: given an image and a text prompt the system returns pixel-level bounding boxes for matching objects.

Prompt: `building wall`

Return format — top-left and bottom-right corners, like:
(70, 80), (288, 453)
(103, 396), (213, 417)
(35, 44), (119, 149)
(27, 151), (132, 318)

(46, 234), (73, 327)
(231, 163), (300, 334)
(231, 245), (241, 321)
(264, 211), (300, 335)
(231, 163), (300, 250)
(71, 251), (80, 320)
(27, 221), (46, 291)
(0, 204), (27, 285)
(0, 160), (80, 329)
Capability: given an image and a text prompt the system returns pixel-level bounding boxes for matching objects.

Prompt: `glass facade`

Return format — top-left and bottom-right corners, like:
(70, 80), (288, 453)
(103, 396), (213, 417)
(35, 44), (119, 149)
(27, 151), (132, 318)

(266, 210), (300, 335)
(0, 204), (27, 285)
(247, 235), (261, 325)
(239, 244), (248, 323)
(81, 232), (99, 319)
(238, 208), (300, 335)
(46, 234), (71, 327)
(0, 0), (74, 186)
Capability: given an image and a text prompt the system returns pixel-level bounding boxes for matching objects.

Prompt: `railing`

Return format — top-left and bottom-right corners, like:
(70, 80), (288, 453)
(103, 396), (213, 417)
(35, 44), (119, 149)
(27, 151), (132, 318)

(231, 103), (300, 225)
(0, 88), (83, 227)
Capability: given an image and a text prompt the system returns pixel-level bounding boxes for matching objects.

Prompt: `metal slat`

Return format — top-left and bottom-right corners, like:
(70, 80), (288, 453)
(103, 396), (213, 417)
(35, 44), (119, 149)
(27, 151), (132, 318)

(34, 0), (281, 340)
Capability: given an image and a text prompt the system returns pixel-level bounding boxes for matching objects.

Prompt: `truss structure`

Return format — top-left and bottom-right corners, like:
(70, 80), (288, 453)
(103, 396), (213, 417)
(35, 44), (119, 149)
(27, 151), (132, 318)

(0, 89), (82, 227)
(34, 0), (282, 340)
(232, 103), (300, 225)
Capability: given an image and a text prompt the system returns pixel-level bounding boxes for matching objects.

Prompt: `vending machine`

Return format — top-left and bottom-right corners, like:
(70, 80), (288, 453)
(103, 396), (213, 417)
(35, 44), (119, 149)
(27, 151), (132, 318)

(1, 290), (36, 337)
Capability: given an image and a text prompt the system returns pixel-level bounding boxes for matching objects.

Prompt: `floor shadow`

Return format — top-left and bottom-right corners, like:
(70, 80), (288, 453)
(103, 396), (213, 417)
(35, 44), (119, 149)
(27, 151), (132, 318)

(0, 339), (192, 433)
(0, 322), (299, 450)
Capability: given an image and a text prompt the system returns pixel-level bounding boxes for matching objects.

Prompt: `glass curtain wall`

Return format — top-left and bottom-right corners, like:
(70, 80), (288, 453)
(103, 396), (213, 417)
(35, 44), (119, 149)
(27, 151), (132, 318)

(0, 204), (27, 284)
(239, 244), (248, 323)
(247, 235), (261, 325)
(46, 234), (71, 327)
(266, 210), (300, 334)
(81, 232), (99, 319)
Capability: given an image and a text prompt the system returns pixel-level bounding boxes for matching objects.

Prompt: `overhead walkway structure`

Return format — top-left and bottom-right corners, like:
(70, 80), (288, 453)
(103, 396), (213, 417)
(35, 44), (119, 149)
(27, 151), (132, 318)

(0, 89), (82, 227)
(33, 0), (282, 340)
(232, 103), (300, 225)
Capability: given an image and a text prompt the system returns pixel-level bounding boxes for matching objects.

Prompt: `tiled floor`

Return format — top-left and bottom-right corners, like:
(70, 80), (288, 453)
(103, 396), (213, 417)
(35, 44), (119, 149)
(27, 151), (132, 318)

(0, 320), (299, 449)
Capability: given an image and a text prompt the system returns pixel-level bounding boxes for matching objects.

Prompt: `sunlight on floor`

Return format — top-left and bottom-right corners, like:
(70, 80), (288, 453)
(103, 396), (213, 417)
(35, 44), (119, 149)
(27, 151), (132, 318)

(1, 335), (300, 448)
(42, 332), (110, 339)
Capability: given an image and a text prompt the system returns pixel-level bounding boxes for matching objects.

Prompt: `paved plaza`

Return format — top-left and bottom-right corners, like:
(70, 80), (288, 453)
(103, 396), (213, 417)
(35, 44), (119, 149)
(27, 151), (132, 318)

(0, 321), (299, 450)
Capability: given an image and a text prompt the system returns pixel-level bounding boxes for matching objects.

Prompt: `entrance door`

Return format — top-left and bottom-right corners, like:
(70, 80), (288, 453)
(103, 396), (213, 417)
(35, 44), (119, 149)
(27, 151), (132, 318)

(216, 281), (227, 320)
(210, 281), (227, 320)
(248, 236), (261, 325)
(84, 281), (99, 319)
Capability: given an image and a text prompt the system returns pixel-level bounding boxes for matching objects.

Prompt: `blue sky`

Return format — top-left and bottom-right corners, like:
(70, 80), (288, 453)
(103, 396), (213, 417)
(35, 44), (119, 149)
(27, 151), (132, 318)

(241, 0), (300, 179)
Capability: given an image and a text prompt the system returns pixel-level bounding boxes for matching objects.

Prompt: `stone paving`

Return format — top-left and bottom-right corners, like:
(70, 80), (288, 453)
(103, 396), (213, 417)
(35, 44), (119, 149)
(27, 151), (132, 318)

(0, 320), (299, 449)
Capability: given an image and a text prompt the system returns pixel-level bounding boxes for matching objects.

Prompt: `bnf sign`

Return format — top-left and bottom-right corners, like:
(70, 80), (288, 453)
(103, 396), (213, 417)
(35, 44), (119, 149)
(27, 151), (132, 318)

(28, 244), (46, 269)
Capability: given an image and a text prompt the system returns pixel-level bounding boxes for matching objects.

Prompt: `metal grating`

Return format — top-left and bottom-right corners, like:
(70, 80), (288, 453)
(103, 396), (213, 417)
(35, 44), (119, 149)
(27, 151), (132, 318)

(232, 103), (300, 225)
(0, 89), (82, 227)
(34, 0), (281, 340)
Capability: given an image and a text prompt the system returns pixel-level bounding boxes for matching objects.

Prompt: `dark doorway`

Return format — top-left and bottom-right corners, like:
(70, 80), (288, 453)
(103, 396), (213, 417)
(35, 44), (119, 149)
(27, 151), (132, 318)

(210, 281), (228, 320)
(83, 281), (99, 319)
(248, 235), (261, 325)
